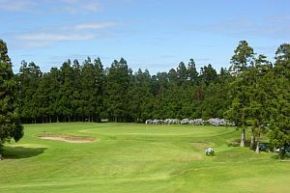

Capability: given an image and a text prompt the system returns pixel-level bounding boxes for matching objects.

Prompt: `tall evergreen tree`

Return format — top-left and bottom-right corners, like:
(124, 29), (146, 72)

(17, 61), (42, 122)
(59, 60), (74, 122)
(245, 55), (272, 153)
(71, 59), (82, 121)
(268, 44), (290, 158)
(105, 58), (132, 122)
(187, 59), (199, 84)
(80, 57), (104, 122)
(229, 40), (254, 75)
(128, 69), (153, 122)
(227, 41), (255, 147)
(0, 40), (23, 158)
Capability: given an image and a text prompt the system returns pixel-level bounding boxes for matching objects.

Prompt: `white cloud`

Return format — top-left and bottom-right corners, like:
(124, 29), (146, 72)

(16, 33), (96, 48)
(61, 0), (102, 13)
(189, 17), (290, 39)
(81, 2), (101, 12)
(0, 0), (102, 13)
(0, 0), (36, 11)
(60, 0), (80, 3)
(15, 21), (116, 48)
(74, 22), (117, 30)
(18, 33), (95, 42)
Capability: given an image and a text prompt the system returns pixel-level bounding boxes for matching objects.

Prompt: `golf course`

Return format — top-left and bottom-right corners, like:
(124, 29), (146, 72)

(1, 123), (289, 193)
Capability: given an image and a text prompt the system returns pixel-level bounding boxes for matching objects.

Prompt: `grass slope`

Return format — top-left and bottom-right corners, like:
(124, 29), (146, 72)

(0, 123), (289, 193)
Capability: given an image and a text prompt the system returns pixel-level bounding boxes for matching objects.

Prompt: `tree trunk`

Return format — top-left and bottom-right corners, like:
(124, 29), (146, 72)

(240, 128), (246, 147)
(255, 140), (260, 154)
(250, 135), (255, 150)
(255, 129), (261, 154)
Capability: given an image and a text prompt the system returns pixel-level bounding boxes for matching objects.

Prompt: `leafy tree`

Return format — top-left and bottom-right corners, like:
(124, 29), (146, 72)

(59, 60), (75, 121)
(201, 82), (229, 119)
(200, 64), (218, 85)
(71, 59), (82, 121)
(168, 68), (178, 84)
(80, 58), (104, 122)
(187, 59), (199, 83)
(17, 61), (42, 122)
(229, 40), (254, 75)
(275, 43), (290, 63)
(268, 44), (290, 158)
(34, 72), (52, 122)
(80, 58), (97, 121)
(93, 58), (105, 121)
(268, 75), (290, 158)
(227, 41), (255, 147)
(245, 55), (272, 152)
(105, 58), (132, 122)
(0, 40), (23, 157)
(48, 67), (61, 122)
(176, 62), (188, 85)
(128, 69), (153, 122)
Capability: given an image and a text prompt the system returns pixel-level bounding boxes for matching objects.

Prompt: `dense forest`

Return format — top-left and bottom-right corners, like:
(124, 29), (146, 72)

(1, 39), (290, 157)
(13, 41), (289, 124)
(16, 57), (230, 123)
(15, 48), (234, 123)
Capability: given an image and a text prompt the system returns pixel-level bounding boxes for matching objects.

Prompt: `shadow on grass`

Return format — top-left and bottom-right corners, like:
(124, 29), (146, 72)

(271, 153), (290, 160)
(3, 146), (46, 159)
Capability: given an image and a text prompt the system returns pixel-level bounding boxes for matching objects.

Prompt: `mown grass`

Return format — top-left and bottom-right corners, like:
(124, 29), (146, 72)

(0, 123), (289, 193)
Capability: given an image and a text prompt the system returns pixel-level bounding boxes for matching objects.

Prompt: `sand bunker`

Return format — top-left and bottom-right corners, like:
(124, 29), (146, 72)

(39, 134), (96, 143)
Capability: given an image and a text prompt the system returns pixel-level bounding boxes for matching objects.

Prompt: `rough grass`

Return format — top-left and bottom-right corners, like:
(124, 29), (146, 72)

(0, 123), (289, 193)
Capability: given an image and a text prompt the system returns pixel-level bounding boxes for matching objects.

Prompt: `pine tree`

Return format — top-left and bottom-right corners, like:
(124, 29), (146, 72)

(227, 41), (255, 147)
(229, 40), (254, 75)
(17, 61), (42, 123)
(105, 58), (132, 122)
(245, 55), (272, 153)
(268, 44), (290, 158)
(0, 40), (23, 158)
(59, 60), (74, 122)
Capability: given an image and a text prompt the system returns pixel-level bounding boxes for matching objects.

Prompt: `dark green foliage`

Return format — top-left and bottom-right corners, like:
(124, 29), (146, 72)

(230, 40), (254, 74)
(17, 61), (42, 122)
(80, 58), (104, 122)
(105, 58), (132, 122)
(268, 44), (290, 158)
(226, 41), (255, 147)
(0, 40), (23, 154)
(200, 64), (218, 85)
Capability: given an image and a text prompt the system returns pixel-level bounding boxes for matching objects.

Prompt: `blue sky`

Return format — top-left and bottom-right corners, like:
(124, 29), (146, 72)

(1, 0), (289, 74)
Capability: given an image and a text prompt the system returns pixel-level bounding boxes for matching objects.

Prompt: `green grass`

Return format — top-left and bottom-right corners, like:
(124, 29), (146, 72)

(0, 123), (289, 193)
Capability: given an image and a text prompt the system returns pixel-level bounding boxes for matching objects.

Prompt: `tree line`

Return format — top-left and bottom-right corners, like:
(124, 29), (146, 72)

(1, 39), (290, 158)
(16, 55), (231, 123)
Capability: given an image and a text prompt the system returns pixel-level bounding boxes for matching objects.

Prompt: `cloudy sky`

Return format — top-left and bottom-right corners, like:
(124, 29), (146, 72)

(1, 0), (289, 73)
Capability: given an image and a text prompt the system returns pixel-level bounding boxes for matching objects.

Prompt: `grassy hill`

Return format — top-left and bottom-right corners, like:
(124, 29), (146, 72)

(0, 123), (289, 193)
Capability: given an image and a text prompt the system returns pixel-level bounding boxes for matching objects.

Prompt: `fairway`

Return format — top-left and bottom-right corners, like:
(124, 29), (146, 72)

(0, 123), (289, 193)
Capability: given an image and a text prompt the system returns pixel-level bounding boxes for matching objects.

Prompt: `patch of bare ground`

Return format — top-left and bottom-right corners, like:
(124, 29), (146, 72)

(38, 134), (96, 143)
